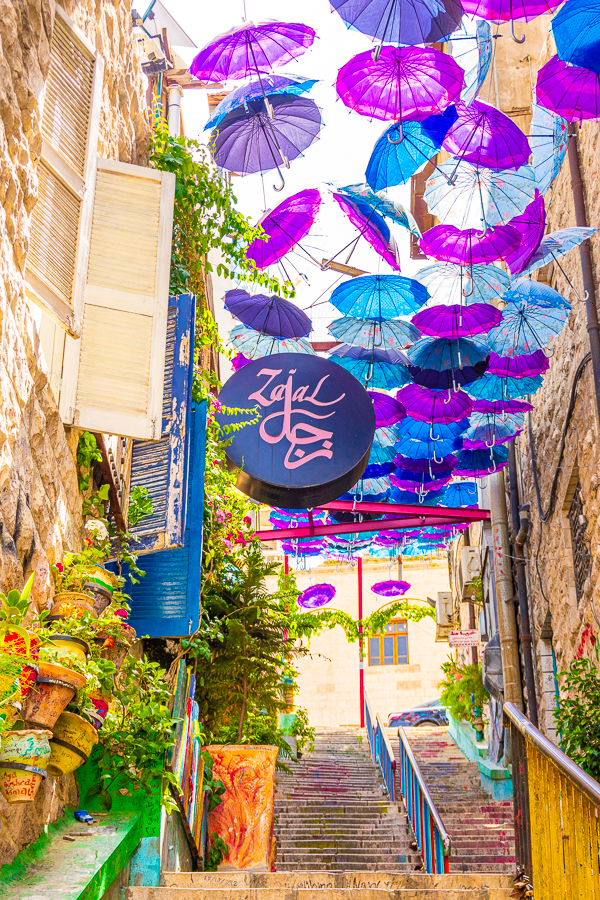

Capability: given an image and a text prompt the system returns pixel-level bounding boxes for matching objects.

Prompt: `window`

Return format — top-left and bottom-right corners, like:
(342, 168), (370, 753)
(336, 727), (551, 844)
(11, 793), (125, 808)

(567, 481), (591, 604)
(368, 619), (409, 666)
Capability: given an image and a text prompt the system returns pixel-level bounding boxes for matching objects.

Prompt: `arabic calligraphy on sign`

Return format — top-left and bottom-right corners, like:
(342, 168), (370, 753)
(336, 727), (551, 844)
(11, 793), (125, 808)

(247, 367), (346, 470)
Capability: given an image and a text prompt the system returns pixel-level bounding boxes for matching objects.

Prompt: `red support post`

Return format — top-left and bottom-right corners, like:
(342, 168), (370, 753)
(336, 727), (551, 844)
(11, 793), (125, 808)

(284, 555), (289, 575)
(358, 556), (365, 729)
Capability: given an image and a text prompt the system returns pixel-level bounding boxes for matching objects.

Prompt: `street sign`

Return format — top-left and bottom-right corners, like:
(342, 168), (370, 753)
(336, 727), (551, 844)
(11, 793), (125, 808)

(448, 629), (480, 647)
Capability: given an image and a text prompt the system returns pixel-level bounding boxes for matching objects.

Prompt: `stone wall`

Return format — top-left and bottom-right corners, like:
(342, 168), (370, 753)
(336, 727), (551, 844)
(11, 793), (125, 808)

(0, 0), (150, 866)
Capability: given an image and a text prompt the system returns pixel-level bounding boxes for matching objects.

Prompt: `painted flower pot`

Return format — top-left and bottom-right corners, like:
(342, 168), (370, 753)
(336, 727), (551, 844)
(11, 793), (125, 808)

(71, 564), (117, 596)
(0, 631), (40, 699)
(83, 582), (112, 616)
(47, 592), (97, 622)
(0, 729), (52, 765)
(21, 662), (87, 730)
(46, 634), (90, 667)
(89, 692), (110, 727)
(0, 762), (46, 803)
(47, 711), (98, 776)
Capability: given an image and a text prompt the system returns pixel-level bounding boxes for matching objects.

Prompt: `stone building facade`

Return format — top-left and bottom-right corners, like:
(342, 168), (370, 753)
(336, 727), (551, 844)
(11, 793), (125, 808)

(0, 0), (150, 864)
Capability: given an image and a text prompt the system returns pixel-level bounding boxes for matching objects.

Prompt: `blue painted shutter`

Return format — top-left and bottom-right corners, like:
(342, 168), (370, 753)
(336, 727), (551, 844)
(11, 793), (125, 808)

(128, 293), (196, 553)
(117, 400), (207, 638)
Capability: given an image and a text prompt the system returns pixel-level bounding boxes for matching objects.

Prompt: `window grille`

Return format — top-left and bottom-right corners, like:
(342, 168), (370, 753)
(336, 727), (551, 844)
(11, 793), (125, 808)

(368, 619), (409, 666)
(568, 481), (591, 604)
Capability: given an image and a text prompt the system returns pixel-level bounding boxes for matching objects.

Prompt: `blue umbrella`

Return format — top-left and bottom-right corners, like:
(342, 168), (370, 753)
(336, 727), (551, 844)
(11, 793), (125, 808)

(529, 103), (568, 195)
(454, 19), (493, 106)
(407, 337), (490, 370)
(328, 316), (419, 349)
(552, 0), (600, 75)
(224, 289), (311, 337)
(396, 434), (463, 461)
(441, 481), (479, 507)
(454, 446), (508, 477)
(408, 362), (488, 391)
(487, 302), (568, 356)
(466, 373), (543, 401)
(329, 0), (463, 45)
(330, 345), (411, 389)
(417, 262), (510, 306)
(346, 475), (391, 498)
(364, 461), (396, 477)
(505, 279), (571, 310)
(228, 324), (314, 357)
(366, 109), (457, 191)
(336, 183), (421, 236)
(463, 418), (521, 448)
(519, 227), (598, 278)
(394, 416), (469, 442)
(205, 74), (318, 129)
(329, 274), (429, 318)
(368, 426), (402, 464)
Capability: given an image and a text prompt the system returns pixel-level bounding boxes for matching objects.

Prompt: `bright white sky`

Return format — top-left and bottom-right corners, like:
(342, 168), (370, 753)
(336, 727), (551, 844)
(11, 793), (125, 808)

(162, 0), (422, 341)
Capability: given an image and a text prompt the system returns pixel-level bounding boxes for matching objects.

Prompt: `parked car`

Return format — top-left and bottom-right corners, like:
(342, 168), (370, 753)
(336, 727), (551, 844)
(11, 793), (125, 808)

(387, 698), (448, 728)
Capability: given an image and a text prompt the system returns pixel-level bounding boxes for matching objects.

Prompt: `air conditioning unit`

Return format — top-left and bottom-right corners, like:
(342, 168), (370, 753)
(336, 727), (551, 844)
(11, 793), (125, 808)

(458, 546), (481, 600)
(435, 591), (453, 642)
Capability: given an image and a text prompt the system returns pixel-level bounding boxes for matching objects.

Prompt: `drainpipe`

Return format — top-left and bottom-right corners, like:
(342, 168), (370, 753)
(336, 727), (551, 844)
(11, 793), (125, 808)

(507, 443), (539, 727)
(489, 471), (524, 713)
(167, 84), (184, 137)
(567, 124), (600, 425)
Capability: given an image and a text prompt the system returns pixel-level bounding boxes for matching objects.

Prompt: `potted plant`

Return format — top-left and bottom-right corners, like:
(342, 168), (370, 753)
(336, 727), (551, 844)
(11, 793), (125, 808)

(21, 651), (87, 730)
(0, 574), (39, 701)
(0, 716), (51, 804)
(46, 710), (98, 776)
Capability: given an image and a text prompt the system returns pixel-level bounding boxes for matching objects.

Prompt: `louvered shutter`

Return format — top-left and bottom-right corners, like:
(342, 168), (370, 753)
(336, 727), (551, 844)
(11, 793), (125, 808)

(25, 6), (103, 335)
(127, 293), (196, 553)
(114, 401), (207, 638)
(60, 158), (176, 439)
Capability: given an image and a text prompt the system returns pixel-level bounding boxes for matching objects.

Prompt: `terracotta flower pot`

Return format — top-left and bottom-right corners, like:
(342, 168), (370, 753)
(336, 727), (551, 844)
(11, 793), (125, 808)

(71, 564), (117, 596)
(47, 711), (98, 776)
(0, 631), (40, 699)
(83, 582), (112, 616)
(0, 762), (46, 803)
(21, 662), (87, 730)
(0, 729), (52, 765)
(46, 634), (90, 667)
(47, 592), (97, 622)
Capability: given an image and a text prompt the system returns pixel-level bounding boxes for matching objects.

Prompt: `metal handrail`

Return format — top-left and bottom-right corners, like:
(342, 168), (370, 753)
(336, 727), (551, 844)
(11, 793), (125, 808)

(398, 727), (451, 855)
(377, 712), (395, 764)
(504, 701), (600, 808)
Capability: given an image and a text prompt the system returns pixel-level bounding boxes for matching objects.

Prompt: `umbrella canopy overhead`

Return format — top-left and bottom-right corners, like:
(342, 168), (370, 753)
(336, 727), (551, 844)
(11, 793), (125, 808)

(330, 349), (412, 389)
(368, 391), (406, 427)
(412, 303), (502, 339)
(397, 432), (463, 460)
(365, 109), (457, 190)
(397, 383), (474, 423)
(537, 55), (600, 122)
(336, 46), (464, 121)
(503, 191), (546, 276)
(329, 0), (463, 45)
(420, 223), (521, 266)
(190, 20), (316, 82)
(487, 301), (568, 357)
(205, 74), (318, 129)
(408, 361), (488, 390)
(530, 103), (568, 195)
(407, 336), (490, 370)
(337, 184), (421, 236)
(371, 579), (411, 596)
(473, 397), (534, 414)
(454, 445), (509, 477)
(487, 349), (550, 378)
(466, 372), (544, 400)
(228, 324), (315, 357)
(417, 262), (510, 306)
(442, 481), (479, 507)
(332, 191), (401, 270)
(329, 274), (428, 317)
(245, 189), (321, 268)
(506, 279), (571, 309)
(518, 226), (599, 278)
(442, 100), (531, 171)
(329, 316), (419, 349)
(224, 289), (312, 337)
(552, 0), (600, 76)
(460, 0), (562, 21)
(297, 583), (336, 609)
(463, 418), (522, 448)
(394, 416), (469, 443)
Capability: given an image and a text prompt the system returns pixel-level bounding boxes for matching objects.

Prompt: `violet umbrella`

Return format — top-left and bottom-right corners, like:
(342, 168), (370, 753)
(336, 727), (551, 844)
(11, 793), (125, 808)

(408, 362), (488, 391)
(190, 21), (316, 82)
(487, 349), (550, 378)
(330, 0), (462, 46)
(371, 580), (411, 596)
(390, 469), (454, 492)
(406, 337), (490, 389)
(442, 100), (531, 171)
(397, 383), (474, 423)
(419, 223), (521, 266)
(224, 289), (311, 337)
(503, 191), (546, 276)
(368, 391), (406, 427)
(245, 189), (321, 268)
(336, 184), (421, 237)
(394, 454), (458, 475)
(297, 584), (336, 609)
(336, 46), (464, 123)
(205, 74), (318, 130)
(473, 397), (533, 415)
(331, 191), (400, 270)
(537, 56), (600, 122)
(412, 303), (502, 339)
(460, 0), (562, 43)
(232, 352), (251, 371)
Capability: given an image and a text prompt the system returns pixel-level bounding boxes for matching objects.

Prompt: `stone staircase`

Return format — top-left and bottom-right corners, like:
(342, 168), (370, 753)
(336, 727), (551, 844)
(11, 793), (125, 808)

(401, 727), (516, 874)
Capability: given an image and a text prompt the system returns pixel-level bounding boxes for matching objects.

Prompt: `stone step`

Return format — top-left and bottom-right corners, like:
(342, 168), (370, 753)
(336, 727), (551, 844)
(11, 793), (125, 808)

(159, 873), (516, 889)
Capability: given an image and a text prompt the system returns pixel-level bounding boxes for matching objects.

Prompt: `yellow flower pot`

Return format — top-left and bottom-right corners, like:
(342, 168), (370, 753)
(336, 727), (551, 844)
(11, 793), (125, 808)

(47, 711), (98, 776)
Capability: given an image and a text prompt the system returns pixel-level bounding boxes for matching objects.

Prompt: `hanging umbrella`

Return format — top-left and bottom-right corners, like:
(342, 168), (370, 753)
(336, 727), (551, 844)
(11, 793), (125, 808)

(336, 184), (421, 236)
(329, 316), (419, 349)
(368, 426), (403, 464)
(232, 352), (251, 371)
(211, 96), (322, 189)
(505, 279), (571, 310)
(368, 391), (406, 427)
(466, 373), (544, 400)
(397, 383), (474, 423)
(407, 336), (490, 370)
(245, 189), (321, 268)
(408, 363), (488, 391)
(487, 302), (568, 356)
(529, 103), (568, 196)
(394, 416), (469, 442)
(412, 303), (502, 339)
(331, 191), (401, 270)
(336, 46), (464, 122)
(441, 481), (479, 507)
(387, 486), (448, 505)
(371, 579), (411, 596)
(454, 20), (493, 106)
(297, 583), (336, 609)
(552, 0), (600, 76)
(394, 454), (458, 475)
(329, 0), (462, 45)
(442, 100), (531, 171)
(419, 223), (521, 266)
(536, 56), (600, 122)
(424, 161), (537, 231)
(224, 289), (311, 337)
(205, 74), (318, 129)
(397, 433), (463, 460)
(228, 324), (314, 357)
(364, 461), (397, 478)
(460, 0), (562, 43)
(416, 262), (510, 306)
(347, 475), (392, 498)
(330, 344), (411, 388)
(270, 508), (328, 525)
(518, 226), (599, 279)
(283, 541), (325, 557)
(190, 21), (316, 82)
(473, 397), (533, 415)
(329, 274), (428, 317)
(503, 191), (546, 276)
(487, 349), (550, 378)
(390, 469), (454, 492)
(463, 419), (522, 449)
(454, 446), (509, 477)
(365, 108), (458, 190)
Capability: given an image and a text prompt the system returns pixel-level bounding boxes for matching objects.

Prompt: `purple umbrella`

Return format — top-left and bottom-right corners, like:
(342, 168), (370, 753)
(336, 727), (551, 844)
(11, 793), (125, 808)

(473, 397), (533, 415)
(330, 0), (462, 45)
(232, 352), (251, 371)
(245, 189), (321, 268)
(408, 361), (488, 391)
(190, 21), (316, 82)
(368, 391), (406, 427)
(211, 96), (322, 189)
(537, 56), (600, 122)
(298, 583), (336, 609)
(503, 192), (546, 276)
(397, 383), (474, 423)
(332, 191), (401, 270)
(394, 454), (458, 474)
(336, 46), (464, 123)
(461, 0), (561, 23)
(420, 223), (521, 266)
(390, 470), (454, 492)
(284, 542), (325, 558)
(412, 303), (502, 339)
(487, 349), (549, 379)
(224, 289), (311, 338)
(442, 99), (531, 171)
(371, 579), (411, 597)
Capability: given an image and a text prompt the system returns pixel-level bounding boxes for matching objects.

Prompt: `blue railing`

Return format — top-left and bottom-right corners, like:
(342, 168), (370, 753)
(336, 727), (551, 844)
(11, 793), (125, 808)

(364, 689), (396, 801)
(398, 725), (451, 874)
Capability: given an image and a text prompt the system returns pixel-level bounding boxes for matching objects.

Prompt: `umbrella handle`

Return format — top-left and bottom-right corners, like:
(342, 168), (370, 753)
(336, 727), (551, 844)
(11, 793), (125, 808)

(576, 289), (590, 303)
(462, 280), (475, 298)
(372, 43), (382, 62)
(433, 450), (444, 464)
(430, 426), (441, 441)
(273, 168), (286, 192)
(510, 20), (526, 43)
(443, 389), (453, 404)
(544, 345), (555, 358)
(387, 125), (404, 144)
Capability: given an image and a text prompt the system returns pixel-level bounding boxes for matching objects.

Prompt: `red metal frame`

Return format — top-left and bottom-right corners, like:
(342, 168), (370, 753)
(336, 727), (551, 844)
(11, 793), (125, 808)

(254, 500), (490, 542)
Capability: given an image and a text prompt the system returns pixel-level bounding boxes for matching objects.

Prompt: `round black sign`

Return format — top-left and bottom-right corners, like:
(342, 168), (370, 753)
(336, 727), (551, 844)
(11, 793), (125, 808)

(216, 353), (376, 508)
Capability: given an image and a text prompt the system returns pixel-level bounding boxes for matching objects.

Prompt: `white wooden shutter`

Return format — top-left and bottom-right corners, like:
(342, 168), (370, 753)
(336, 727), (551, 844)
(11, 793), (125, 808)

(25, 6), (103, 336)
(59, 158), (176, 440)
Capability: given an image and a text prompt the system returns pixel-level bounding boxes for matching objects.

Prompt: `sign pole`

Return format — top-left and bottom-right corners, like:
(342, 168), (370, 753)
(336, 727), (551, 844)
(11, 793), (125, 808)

(358, 556), (365, 728)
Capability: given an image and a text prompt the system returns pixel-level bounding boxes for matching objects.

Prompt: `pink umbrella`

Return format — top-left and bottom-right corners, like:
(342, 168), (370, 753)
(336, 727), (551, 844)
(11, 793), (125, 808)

(537, 56), (600, 122)
(442, 100), (531, 171)
(419, 223), (521, 266)
(245, 189), (321, 268)
(371, 580), (411, 596)
(336, 46), (464, 123)
(332, 191), (401, 270)
(487, 349), (550, 378)
(503, 191), (546, 276)
(412, 303), (502, 339)
(397, 383), (474, 423)
(461, 0), (562, 43)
